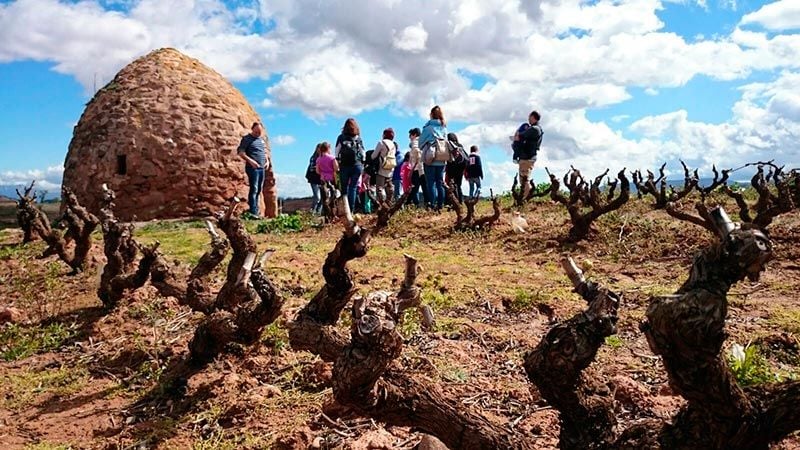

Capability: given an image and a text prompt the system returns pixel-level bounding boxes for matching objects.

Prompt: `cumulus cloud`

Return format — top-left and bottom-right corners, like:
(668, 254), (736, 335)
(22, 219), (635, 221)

(1, 0), (799, 189)
(0, 166), (64, 195)
(393, 23), (428, 53)
(741, 0), (800, 31)
(274, 173), (310, 199)
(272, 135), (297, 146)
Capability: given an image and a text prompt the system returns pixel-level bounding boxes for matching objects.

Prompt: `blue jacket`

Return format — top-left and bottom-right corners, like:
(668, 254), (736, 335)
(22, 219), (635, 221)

(420, 119), (448, 167)
(392, 147), (403, 181)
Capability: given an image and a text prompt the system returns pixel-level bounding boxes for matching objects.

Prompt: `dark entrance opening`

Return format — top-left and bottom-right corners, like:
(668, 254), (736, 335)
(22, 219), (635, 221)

(117, 155), (127, 175)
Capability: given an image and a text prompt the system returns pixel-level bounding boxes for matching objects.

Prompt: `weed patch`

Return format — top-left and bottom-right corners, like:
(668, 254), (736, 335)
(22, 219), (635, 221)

(0, 322), (76, 361)
(1, 366), (89, 410)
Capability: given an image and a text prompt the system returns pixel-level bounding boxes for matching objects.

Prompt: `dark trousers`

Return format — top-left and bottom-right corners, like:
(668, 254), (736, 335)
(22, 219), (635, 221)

(245, 166), (265, 216)
(408, 172), (425, 206)
(446, 162), (466, 202)
(339, 165), (363, 211)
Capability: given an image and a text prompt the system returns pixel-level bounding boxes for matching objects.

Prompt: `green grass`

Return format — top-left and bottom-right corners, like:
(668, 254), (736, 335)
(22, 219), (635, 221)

(768, 309), (800, 334)
(506, 288), (548, 312)
(605, 335), (624, 349)
(1, 366), (89, 410)
(261, 321), (289, 355)
(728, 343), (786, 387)
(0, 322), (76, 361)
(136, 222), (210, 265)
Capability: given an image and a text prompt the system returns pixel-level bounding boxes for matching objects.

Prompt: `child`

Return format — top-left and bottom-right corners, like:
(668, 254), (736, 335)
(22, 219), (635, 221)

(400, 152), (412, 197)
(465, 145), (483, 199)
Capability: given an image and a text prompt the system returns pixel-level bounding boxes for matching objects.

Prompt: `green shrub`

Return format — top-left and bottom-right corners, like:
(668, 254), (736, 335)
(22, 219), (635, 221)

(255, 214), (308, 234)
(728, 343), (778, 386)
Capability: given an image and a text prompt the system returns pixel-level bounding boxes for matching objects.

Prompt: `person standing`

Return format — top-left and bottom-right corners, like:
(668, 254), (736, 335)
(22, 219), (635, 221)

(392, 144), (404, 202)
(407, 128), (425, 207)
(445, 132), (467, 202)
(465, 145), (484, 199)
(237, 122), (269, 217)
(399, 152), (412, 198)
(513, 110), (543, 198)
(335, 118), (366, 211)
(315, 141), (338, 184)
(371, 128), (398, 202)
(420, 105), (449, 211)
(306, 144), (323, 214)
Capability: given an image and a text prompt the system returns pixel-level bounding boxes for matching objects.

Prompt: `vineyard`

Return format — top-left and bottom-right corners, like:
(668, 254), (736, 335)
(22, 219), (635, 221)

(1, 162), (799, 449)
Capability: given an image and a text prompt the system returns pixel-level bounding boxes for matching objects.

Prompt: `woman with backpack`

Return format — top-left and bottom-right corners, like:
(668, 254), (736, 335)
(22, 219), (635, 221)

(445, 132), (467, 203)
(305, 143), (323, 214)
(335, 118), (366, 211)
(420, 105), (448, 211)
(371, 128), (398, 202)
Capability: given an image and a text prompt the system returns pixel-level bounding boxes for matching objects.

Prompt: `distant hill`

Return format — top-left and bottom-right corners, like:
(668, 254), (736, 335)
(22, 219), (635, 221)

(0, 185), (60, 202)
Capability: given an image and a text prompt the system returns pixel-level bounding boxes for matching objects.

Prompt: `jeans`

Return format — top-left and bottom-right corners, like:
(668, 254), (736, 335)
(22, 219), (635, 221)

(339, 165), (363, 212)
(310, 183), (321, 214)
(424, 164), (446, 210)
(393, 179), (402, 202)
(468, 178), (482, 198)
(245, 166), (264, 216)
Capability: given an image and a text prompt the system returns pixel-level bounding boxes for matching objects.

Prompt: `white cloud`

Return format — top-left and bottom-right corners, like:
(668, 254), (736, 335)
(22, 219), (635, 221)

(272, 135), (296, 146)
(393, 22), (428, 53)
(0, 166), (64, 195)
(275, 173), (310, 199)
(741, 0), (800, 31)
(0, 0), (799, 188)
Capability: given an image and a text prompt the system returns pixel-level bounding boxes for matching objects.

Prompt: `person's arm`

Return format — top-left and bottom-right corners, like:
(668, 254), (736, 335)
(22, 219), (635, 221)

(237, 136), (259, 168)
(478, 156), (484, 179)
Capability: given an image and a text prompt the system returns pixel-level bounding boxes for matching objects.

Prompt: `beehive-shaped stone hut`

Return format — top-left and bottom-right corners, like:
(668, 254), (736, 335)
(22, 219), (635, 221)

(63, 48), (278, 221)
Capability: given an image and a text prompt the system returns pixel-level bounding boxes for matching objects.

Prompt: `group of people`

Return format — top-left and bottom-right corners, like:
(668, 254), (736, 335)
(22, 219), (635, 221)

(304, 106), (487, 215)
(236, 106), (543, 217)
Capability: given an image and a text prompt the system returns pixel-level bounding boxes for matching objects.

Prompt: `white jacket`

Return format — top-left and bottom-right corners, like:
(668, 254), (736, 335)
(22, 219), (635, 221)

(409, 137), (424, 175)
(372, 139), (396, 178)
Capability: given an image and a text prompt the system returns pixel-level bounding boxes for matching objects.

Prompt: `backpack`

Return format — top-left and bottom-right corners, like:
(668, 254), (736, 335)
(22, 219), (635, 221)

(423, 138), (451, 164)
(380, 140), (397, 171)
(448, 141), (468, 165)
(338, 136), (364, 167)
(364, 150), (379, 178)
(305, 156), (321, 184)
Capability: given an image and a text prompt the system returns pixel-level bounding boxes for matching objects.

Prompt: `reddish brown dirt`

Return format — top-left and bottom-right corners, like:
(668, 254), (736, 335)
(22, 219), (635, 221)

(0, 197), (799, 449)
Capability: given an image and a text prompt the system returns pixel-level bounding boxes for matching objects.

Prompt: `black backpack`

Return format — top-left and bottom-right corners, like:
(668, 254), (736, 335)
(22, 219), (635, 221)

(305, 155), (321, 184)
(364, 149), (379, 178)
(449, 141), (468, 165)
(338, 136), (364, 167)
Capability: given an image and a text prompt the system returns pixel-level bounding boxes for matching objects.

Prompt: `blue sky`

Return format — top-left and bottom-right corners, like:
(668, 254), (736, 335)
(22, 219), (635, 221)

(1, 0), (799, 198)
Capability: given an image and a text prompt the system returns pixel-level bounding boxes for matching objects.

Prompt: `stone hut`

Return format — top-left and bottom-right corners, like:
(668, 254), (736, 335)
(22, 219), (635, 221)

(63, 48), (278, 221)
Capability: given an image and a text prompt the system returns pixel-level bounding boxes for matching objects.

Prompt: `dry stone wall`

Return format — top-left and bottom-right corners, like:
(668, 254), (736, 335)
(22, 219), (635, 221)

(63, 48), (278, 221)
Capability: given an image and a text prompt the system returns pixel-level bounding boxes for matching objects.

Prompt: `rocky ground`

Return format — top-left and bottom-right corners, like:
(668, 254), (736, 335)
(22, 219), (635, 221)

(0, 196), (799, 449)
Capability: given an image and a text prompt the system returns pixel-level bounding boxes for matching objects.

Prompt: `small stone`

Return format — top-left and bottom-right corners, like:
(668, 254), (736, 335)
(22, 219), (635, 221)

(0, 307), (26, 325)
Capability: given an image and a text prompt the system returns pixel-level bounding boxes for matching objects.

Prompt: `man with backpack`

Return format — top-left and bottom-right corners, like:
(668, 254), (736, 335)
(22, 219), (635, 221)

(372, 128), (398, 202)
(512, 110), (543, 198)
